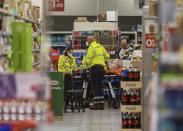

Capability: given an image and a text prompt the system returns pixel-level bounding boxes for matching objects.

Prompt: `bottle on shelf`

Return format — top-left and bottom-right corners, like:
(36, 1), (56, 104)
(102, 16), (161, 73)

(135, 113), (141, 128)
(122, 112), (128, 128)
(128, 112), (133, 128)
(135, 89), (141, 105)
(127, 67), (133, 81)
(126, 89), (131, 105)
(121, 66), (128, 81)
(133, 68), (138, 81)
(121, 90), (128, 105)
(130, 89), (135, 105)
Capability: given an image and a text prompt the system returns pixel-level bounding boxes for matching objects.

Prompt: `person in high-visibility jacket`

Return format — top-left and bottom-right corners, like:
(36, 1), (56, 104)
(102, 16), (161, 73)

(83, 35), (110, 110)
(58, 47), (76, 93)
(58, 47), (76, 72)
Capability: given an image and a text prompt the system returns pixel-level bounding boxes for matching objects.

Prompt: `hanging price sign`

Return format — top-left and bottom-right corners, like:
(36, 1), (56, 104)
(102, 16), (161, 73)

(48, 0), (64, 11)
(145, 19), (158, 48)
(145, 34), (157, 48)
(112, 30), (119, 37)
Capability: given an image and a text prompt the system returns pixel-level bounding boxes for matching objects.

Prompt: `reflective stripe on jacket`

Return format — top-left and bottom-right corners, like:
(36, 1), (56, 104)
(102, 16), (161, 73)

(58, 55), (76, 72)
(83, 41), (110, 67)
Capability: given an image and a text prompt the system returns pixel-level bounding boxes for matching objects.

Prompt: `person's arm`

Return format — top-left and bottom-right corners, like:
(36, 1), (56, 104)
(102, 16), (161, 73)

(71, 57), (77, 71)
(58, 56), (64, 72)
(83, 47), (94, 66)
(103, 46), (110, 61)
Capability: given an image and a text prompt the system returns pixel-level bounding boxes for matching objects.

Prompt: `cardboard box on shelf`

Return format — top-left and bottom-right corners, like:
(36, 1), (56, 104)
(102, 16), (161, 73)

(32, 6), (40, 20)
(149, 1), (157, 16)
(131, 60), (142, 69)
(75, 17), (88, 22)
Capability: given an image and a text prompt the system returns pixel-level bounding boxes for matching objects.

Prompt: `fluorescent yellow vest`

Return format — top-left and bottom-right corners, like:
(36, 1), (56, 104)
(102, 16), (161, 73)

(58, 55), (76, 72)
(83, 41), (110, 67)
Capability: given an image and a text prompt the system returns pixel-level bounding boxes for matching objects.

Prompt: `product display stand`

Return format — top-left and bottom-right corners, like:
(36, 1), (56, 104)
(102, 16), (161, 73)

(121, 66), (142, 131)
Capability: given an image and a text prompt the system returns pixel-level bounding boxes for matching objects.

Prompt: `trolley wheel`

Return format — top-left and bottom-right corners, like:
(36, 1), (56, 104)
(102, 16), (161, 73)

(82, 108), (85, 112)
(112, 101), (120, 109)
(64, 108), (67, 113)
(71, 108), (74, 112)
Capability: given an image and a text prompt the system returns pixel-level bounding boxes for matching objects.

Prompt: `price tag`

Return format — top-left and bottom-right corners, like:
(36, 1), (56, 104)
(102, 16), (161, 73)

(145, 34), (157, 48)
(48, 0), (64, 11)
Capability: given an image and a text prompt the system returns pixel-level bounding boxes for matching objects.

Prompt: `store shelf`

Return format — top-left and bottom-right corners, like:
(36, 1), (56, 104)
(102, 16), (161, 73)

(51, 44), (66, 47)
(160, 52), (181, 64)
(45, 31), (72, 34)
(159, 111), (183, 119)
(33, 32), (41, 37)
(32, 49), (41, 52)
(0, 31), (40, 37)
(121, 105), (142, 112)
(0, 31), (11, 36)
(120, 31), (137, 34)
(121, 81), (142, 89)
(0, 53), (7, 57)
(33, 61), (40, 66)
(121, 129), (142, 131)
(0, 8), (38, 24)
(144, 16), (158, 19)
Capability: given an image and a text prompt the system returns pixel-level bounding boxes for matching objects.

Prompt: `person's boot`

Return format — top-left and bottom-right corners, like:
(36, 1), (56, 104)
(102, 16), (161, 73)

(99, 103), (104, 110)
(90, 103), (100, 110)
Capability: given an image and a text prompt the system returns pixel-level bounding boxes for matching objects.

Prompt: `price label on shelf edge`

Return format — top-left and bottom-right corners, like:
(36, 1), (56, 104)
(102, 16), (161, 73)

(121, 105), (142, 112)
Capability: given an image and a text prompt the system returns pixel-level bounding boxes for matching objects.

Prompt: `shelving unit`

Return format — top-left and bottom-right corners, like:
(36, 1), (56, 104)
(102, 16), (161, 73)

(0, 1), (42, 72)
(149, 1), (183, 131)
(0, 8), (39, 24)
(121, 68), (142, 130)
(120, 31), (138, 45)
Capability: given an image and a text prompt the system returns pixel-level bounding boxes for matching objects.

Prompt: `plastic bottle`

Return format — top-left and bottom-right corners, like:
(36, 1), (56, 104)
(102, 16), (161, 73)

(122, 90), (128, 105)
(130, 90), (135, 105)
(128, 113), (133, 128)
(122, 112), (128, 128)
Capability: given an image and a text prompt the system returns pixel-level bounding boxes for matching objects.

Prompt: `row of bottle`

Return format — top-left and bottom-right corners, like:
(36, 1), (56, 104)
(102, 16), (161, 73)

(0, 101), (48, 114)
(121, 89), (141, 105)
(122, 112), (141, 129)
(121, 68), (141, 81)
(0, 114), (46, 121)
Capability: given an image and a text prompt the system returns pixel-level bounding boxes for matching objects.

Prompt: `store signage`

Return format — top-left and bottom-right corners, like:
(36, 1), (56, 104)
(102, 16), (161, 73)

(72, 31), (81, 37)
(48, 0), (64, 11)
(145, 19), (158, 48)
(112, 30), (119, 37)
(145, 34), (156, 48)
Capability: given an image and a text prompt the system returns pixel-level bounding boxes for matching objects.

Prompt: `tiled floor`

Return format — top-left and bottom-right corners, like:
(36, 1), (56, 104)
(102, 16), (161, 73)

(37, 109), (121, 131)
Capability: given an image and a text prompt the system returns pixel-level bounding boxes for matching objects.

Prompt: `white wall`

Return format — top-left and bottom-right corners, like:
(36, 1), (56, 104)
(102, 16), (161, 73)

(31, 0), (43, 19)
(47, 0), (142, 16)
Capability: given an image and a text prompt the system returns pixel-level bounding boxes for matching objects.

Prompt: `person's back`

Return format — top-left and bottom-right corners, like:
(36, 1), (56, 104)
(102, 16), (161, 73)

(84, 41), (109, 67)
(83, 35), (110, 110)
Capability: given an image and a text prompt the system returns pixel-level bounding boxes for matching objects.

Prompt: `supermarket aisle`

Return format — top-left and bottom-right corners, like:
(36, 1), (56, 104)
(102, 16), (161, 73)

(37, 109), (121, 131)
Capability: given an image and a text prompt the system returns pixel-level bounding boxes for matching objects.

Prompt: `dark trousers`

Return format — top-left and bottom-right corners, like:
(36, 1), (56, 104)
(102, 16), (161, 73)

(64, 73), (73, 91)
(90, 65), (105, 104)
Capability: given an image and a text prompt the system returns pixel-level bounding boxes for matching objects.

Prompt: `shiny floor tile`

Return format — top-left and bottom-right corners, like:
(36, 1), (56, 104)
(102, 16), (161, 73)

(36, 109), (121, 131)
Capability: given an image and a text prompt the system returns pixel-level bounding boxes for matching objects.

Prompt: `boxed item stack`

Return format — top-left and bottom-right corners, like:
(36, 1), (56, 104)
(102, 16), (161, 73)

(32, 6), (40, 21)
(121, 64), (142, 131)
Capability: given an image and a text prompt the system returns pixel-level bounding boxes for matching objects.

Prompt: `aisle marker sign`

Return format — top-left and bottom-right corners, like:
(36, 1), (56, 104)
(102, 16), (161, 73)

(145, 34), (156, 48)
(48, 0), (64, 11)
(145, 19), (158, 48)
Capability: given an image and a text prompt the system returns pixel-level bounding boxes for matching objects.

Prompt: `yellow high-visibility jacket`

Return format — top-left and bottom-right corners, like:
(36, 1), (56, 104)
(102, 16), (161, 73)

(58, 55), (77, 72)
(83, 41), (110, 67)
